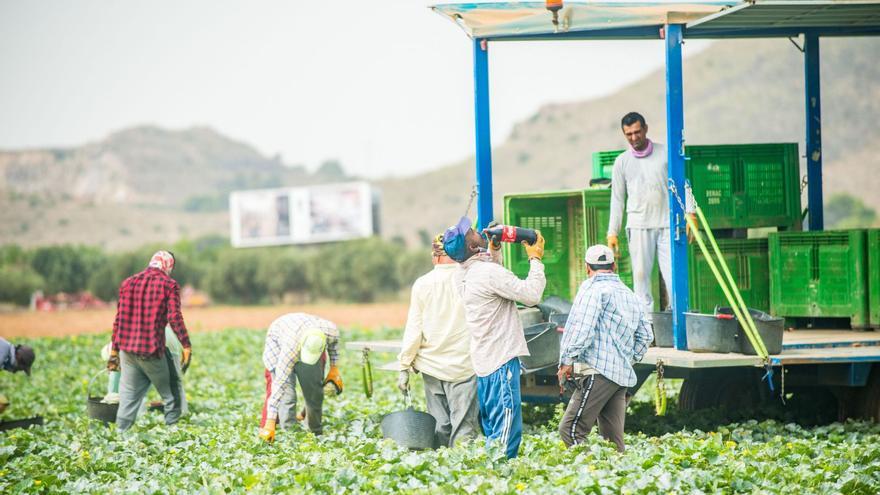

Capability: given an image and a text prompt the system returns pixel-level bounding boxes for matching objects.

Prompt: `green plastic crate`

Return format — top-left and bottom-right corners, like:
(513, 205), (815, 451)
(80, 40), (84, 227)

(769, 230), (869, 328)
(503, 190), (586, 301)
(686, 143), (801, 230)
(591, 150), (624, 181)
(688, 239), (770, 314)
(868, 229), (880, 328)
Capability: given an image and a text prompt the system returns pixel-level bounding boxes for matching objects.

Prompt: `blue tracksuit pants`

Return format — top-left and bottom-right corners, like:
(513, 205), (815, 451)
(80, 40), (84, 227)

(477, 358), (522, 459)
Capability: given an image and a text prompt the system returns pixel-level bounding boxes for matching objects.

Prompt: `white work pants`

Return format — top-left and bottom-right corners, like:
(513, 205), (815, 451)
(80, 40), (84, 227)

(626, 228), (672, 314)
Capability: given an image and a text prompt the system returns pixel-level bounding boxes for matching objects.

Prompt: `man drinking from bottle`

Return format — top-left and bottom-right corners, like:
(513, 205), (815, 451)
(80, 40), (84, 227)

(443, 217), (546, 459)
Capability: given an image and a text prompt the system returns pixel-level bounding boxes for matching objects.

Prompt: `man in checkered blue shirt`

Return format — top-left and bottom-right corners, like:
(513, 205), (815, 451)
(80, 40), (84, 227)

(556, 244), (653, 452)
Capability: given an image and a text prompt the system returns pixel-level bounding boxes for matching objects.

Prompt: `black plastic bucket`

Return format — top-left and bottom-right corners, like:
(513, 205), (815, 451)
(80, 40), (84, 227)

(380, 406), (437, 450)
(716, 307), (784, 355)
(650, 311), (673, 347)
(520, 323), (560, 372)
(86, 369), (118, 423)
(685, 312), (740, 353)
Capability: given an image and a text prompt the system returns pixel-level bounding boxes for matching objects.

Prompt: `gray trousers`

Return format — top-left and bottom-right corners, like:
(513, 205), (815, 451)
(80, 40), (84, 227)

(273, 362), (324, 435)
(117, 350), (183, 431)
(558, 373), (627, 452)
(628, 228), (672, 314)
(422, 373), (480, 448)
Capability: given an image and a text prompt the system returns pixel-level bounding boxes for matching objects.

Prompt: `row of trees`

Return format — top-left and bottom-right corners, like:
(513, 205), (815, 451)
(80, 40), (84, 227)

(0, 236), (433, 306)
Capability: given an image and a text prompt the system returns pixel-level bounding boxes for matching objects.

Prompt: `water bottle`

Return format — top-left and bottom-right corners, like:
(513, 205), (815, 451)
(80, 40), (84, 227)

(484, 225), (538, 245)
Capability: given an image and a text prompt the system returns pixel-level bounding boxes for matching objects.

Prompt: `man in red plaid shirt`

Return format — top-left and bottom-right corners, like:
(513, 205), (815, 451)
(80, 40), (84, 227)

(108, 250), (192, 430)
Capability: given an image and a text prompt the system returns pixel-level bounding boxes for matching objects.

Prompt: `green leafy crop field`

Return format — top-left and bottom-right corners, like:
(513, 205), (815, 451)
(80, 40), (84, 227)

(2, 328), (880, 494)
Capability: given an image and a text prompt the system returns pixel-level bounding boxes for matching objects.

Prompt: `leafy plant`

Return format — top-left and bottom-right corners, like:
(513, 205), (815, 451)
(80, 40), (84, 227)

(2, 328), (879, 494)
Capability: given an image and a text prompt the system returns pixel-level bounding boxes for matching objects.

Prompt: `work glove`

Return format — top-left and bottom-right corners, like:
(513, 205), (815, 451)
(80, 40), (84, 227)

(0, 394), (9, 414)
(397, 370), (410, 392)
(523, 231), (545, 260)
(323, 365), (343, 395)
(685, 213), (698, 244)
(107, 350), (120, 372)
(296, 409), (306, 422)
(607, 234), (620, 254)
(259, 419), (276, 443)
(181, 347), (192, 373)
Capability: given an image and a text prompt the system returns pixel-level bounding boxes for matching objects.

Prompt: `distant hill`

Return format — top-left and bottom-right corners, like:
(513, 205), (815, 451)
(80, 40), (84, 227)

(0, 126), (350, 249)
(1, 37), (877, 250)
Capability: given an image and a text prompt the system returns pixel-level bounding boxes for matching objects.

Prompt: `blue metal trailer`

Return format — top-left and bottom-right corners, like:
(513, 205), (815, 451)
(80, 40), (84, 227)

(348, 0), (880, 421)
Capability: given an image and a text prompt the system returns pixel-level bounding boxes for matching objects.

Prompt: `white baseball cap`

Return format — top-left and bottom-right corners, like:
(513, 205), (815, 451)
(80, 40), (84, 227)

(299, 329), (327, 365)
(585, 244), (615, 266)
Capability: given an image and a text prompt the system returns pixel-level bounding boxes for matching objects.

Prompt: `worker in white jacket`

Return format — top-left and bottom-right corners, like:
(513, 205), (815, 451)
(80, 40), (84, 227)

(443, 216), (546, 459)
(607, 112), (694, 315)
(397, 234), (479, 448)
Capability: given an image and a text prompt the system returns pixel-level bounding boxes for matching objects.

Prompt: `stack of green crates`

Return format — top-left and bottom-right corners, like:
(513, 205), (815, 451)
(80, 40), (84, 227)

(503, 190), (586, 301)
(591, 143), (802, 230)
(869, 229), (880, 328)
(768, 230), (870, 328)
(688, 239), (770, 314)
(503, 188), (659, 305)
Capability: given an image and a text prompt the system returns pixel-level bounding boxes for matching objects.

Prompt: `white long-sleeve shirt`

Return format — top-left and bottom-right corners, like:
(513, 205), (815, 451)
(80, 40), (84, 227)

(456, 250), (546, 377)
(608, 143), (695, 236)
(398, 264), (474, 383)
(608, 142), (670, 235)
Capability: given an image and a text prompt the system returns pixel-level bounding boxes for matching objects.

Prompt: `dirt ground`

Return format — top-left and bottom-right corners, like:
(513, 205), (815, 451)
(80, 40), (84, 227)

(0, 302), (409, 338)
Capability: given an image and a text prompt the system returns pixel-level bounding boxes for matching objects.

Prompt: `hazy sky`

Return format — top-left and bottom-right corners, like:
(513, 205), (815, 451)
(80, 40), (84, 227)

(0, 1), (709, 178)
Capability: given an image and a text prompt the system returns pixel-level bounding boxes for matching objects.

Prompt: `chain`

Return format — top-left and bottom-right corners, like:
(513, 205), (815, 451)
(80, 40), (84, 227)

(657, 359), (665, 381)
(654, 359), (667, 416)
(667, 179), (688, 214)
(463, 185), (478, 218)
(800, 175), (808, 195)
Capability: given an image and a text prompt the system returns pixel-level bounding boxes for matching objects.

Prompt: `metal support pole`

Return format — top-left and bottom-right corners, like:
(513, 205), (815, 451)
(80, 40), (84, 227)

(804, 33), (823, 231)
(665, 24), (689, 350)
(473, 38), (494, 230)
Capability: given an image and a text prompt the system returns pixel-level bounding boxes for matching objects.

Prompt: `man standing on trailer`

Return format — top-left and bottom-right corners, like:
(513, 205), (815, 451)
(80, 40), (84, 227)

(557, 244), (653, 452)
(397, 233), (480, 447)
(607, 112), (694, 314)
(444, 216), (546, 459)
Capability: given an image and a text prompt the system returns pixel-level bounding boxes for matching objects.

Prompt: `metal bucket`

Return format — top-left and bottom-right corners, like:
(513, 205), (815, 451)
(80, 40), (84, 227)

(716, 307), (785, 355)
(685, 312), (740, 353)
(86, 369), (118, 423)
(380, 392), (436, 450)
(650, 311), (673, 347)
(537, 296), (573, 321)
(518, 307), (545, 328)
(520, 323), (560, 372)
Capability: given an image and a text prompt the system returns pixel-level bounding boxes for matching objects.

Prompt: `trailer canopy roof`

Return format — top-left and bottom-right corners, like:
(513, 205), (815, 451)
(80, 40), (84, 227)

(432, 0), (880, 40)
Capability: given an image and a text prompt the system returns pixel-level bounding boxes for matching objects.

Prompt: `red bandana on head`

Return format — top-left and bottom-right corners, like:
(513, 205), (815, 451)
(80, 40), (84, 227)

(148, 250), (175, 274)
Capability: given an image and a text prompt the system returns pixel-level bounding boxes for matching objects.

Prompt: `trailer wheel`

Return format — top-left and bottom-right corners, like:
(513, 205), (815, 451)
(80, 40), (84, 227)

(679, 369), (763, 412)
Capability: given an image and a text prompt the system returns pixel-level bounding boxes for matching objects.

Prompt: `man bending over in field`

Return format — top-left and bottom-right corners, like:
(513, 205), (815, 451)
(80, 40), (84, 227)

(108, 250), (192, 431)
(397, 233), (480, 447)
(258, 313), (343, 443)
(444, 217), (546, 459)
(557, 244), (653, 452)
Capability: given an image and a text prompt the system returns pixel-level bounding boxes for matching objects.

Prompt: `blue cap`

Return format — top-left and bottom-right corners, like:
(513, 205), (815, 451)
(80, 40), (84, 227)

(443, 216), (472, 262)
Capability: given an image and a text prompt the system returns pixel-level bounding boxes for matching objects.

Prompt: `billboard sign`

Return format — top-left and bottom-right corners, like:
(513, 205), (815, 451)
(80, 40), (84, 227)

(230, 181), (376, 247)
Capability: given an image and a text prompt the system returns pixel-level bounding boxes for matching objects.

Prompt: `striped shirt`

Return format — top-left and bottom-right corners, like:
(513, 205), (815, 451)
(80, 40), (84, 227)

(262, 313), (339, 419)
(559, 273), (653, 387)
